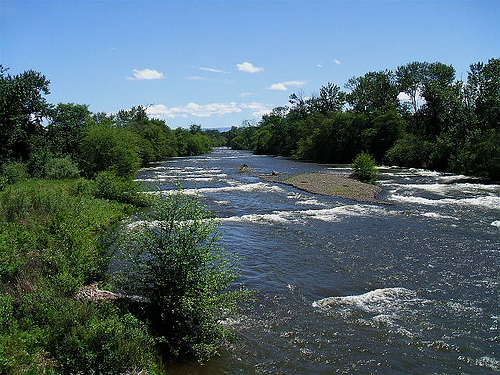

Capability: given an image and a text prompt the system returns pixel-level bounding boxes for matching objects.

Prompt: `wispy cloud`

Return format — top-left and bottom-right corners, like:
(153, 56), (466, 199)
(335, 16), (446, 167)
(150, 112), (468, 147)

(267, 80), (307, 91)
(237, 61), (264, 73)
(185, 76), (208, 81)
(239, 92), (253, 97)
(127, 68), (165, 80)
(333, 59), (341, 65)
(199, 67), (230, 74)
(284, 80), (307, 87)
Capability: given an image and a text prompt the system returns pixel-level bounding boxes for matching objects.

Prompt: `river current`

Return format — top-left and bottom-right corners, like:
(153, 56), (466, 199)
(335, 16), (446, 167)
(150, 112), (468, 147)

(135, 147), (499, 374)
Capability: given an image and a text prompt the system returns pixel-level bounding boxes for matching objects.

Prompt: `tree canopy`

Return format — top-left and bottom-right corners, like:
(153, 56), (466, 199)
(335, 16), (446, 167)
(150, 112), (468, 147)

(227, 58), (500, 180)
(0, 68), (220, 183)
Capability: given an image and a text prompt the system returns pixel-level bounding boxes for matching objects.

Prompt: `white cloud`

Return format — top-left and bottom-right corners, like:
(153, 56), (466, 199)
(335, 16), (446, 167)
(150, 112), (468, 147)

(146, 102), (242, 119)
(397, 92), (411, 101)
(127, 68), (165, 80)
(333, 59), (341, 65)
(199, 67), (230, 74)
(267, 83), (287, 91)
(317, 64), (324, 68)
(267, 80), (307, 91)
(398, 90), (426, 111)
(239, 92), (253, 97)
(240, 102), (273, 117)
(237, 61), (264, 73)
(146, 101), (272, 120)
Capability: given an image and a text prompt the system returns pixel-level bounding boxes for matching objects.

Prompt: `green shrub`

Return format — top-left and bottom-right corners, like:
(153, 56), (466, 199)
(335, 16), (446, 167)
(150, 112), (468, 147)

(352, 152), (378, 183)
(94, 170), (147, 206)
(1, 291), (160, 374)
(114, 191), (251, 362)
(45, 156), (80, 179)
(1, 161), (29, 185)
(384, 133), (433, 168)
(49, 301), (158, 374)
(79, 123), (142, 178)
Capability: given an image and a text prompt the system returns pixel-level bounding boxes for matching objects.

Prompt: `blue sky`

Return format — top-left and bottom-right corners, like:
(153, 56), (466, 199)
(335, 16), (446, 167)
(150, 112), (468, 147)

(1, 0), (498, 129)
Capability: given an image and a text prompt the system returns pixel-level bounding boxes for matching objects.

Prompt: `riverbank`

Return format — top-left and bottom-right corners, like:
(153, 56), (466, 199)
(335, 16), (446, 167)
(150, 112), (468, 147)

(261, 173), (384, 203)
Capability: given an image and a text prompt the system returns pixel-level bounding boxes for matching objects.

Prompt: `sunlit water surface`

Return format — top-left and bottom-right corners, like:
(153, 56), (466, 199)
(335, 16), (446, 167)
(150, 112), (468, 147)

(135, 148), (500, 374)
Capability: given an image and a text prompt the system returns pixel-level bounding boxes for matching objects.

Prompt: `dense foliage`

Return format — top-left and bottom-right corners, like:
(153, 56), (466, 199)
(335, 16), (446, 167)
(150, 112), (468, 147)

(0, 179), (160, 373)
(0, 67), (246, 373)
(226, 58), (499, 180)
(114, 192), (250, 362)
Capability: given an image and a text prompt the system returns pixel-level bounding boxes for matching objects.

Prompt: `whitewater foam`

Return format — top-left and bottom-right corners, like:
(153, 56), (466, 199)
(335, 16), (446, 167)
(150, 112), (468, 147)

(312, 287), (417, 314)
(298, 204), (389, 222)
(421, 212), (459, 220)
(389, 194), (500, 209)
(388, 182), (500, 196)
(295, 199), (329, 207)
(219, 212), (292, 225)
(157, 182), (285, 196)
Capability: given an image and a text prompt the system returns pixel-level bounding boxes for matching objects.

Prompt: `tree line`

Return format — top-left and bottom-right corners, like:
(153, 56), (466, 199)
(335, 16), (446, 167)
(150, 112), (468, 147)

(0, 65), (220, 185)
(226, 58), (499, 180)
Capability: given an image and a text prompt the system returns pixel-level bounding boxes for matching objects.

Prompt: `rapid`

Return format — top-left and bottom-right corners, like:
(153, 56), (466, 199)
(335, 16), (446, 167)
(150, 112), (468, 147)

(135, 147), (500, 374)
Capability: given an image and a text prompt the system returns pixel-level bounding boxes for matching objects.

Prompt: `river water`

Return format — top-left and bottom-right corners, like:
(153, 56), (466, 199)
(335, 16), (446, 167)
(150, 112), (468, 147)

(135, 147), (500, 374)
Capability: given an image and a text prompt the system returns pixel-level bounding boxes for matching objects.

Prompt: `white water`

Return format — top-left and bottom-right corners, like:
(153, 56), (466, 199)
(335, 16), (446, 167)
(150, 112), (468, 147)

(135, 148), (500, 375)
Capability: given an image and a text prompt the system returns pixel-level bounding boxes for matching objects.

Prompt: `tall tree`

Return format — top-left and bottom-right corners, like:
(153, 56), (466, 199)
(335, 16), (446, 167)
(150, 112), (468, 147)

(0, 67), (52, 162)
(48, 103), (91, 156)
(396, 61), (428, 114)
(114, 105), (149, 127)
(419, 62), (457, 139)
(311, 83), (346, 114)
(466, 58), (500, 130)
(346, 70), (399, 115)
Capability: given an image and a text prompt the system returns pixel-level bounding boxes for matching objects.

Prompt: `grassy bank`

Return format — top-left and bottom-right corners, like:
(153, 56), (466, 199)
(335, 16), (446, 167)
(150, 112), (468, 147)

(0, 178), (162, 374)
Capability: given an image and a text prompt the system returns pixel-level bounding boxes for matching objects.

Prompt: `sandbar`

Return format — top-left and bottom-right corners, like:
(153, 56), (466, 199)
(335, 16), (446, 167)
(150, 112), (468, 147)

(261, 173), (384, 203)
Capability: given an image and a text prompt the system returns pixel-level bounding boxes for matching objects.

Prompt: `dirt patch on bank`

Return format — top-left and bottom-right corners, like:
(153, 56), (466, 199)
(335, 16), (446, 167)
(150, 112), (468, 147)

(261, 173), (385, 203)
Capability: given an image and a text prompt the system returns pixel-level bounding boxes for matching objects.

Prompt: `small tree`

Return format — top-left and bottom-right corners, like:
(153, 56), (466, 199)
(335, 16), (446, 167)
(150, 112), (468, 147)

(352, 152), (378, 183)
(114, 192), (250, 362)
(44, 156), (80, 179)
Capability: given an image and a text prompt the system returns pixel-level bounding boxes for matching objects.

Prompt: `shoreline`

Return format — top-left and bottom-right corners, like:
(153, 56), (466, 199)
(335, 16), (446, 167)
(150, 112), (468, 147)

(260, 173), (386, 204)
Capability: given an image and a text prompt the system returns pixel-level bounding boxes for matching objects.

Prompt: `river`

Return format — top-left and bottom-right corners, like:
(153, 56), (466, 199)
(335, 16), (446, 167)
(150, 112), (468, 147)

(135, 147), (500, 374)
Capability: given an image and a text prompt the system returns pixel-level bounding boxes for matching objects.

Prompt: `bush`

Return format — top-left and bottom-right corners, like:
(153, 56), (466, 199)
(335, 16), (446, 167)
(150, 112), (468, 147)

(1, 161), (28, 185)
(114, 191), (251, 362)
(352, 152), (378, 183)
(384, 133), (433, 168)
(94, 170), (147, 206)
(45, 156), (80, 179)
(1, 292), (160, 374)
(79, 122), (142, 179)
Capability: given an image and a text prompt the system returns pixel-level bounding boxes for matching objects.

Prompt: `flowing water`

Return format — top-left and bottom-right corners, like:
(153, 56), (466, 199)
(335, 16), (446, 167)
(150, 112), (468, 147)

(135, 147), (500, 374)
